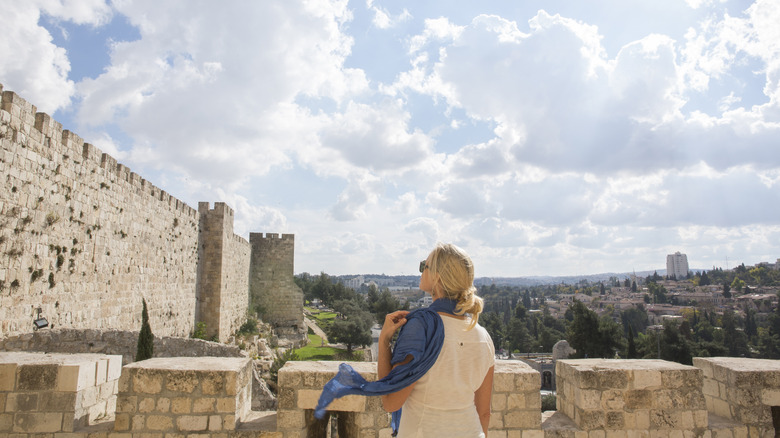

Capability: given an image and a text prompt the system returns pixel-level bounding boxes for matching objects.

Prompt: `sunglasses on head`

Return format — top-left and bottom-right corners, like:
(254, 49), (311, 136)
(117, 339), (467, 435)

(419, 260), (429, 273)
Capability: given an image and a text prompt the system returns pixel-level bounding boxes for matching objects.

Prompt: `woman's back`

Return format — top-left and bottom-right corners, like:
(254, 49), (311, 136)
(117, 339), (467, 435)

(397, 315), (494, 437)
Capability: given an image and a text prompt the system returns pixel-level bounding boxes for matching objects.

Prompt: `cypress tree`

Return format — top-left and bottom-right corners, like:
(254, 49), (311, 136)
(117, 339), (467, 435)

(627, 325), (637, 359)
(135, 298), (154, 361)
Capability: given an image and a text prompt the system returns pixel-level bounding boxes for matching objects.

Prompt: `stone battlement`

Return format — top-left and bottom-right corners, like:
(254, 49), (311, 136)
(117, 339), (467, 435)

(2, 354), (778, 437)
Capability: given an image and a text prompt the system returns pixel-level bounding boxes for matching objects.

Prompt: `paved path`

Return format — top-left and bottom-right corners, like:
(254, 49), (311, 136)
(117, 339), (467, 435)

(304, 316), (329, 344)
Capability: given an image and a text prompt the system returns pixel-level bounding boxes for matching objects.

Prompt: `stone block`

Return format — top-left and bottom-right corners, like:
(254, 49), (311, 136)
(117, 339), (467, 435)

(165, 371), (198, 393)
(193, 397), (215, 413)
(276, 409), (304, 429)
(146, 414), (173, 430)
(507, 393), (526, 410)
(494, 372), (515, 392)
(0, 363), (16, 391)
(7, 393), (38, 411)
(492, 393), (507, 411)
(205, 414), (221, 431)
(114, 413), (131, 431)
(504, 410), (541, 428)
(12, 412), (63, 432)
(576, 389), (602, 410)
(139, 397), (156, 413)
(18, 364), (58, 390)
(632, 369), (662, 389)
(58, 362), (96, 392)
(117, 395), (137, 414)
(0, 412), (13, 431)
(38, 391), (76, 411)
(132, 371), (163, 394)
(96, 358), (108, 385)
(649, 410), (680, 429)
(156, 397), (171, 413)
(201, 373), (226, 395)
(171, 397), (191, 414)
(297, 388), (366, 412)
(176, 415), (209, 432)
(106, 356), (123, 381)
(216, 397), (235, 413)
(760, 388), (780, 405)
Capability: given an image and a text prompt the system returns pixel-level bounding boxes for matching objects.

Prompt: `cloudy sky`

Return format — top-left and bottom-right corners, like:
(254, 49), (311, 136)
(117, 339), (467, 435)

(1, 0), (779, 278)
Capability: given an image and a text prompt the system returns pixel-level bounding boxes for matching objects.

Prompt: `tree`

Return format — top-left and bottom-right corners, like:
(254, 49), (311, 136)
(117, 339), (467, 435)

(566, 300), (624, 358)
(328, 299), (373, 354)
(699, 271), (710, 286)
(506, 317), (533, 353)
(626, 325), (638, 359)
(481, 311), (505, 352)
(371, 289), (406, 324)
(722, 282), (732, 299)
(731, 277), (745, 293)
(135, 298), (154, 361)
(660, 322), (692, 365)
(721, 310), (749, 357)
(621, 306), (649, 337)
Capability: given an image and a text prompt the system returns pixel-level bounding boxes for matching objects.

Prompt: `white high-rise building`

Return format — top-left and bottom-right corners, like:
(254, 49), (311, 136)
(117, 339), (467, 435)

(666, 252), (689, 279)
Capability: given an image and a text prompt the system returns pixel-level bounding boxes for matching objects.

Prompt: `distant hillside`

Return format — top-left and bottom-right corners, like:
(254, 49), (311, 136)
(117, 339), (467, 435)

(475, 271), (665, 287)
(330, 268), (714, 288)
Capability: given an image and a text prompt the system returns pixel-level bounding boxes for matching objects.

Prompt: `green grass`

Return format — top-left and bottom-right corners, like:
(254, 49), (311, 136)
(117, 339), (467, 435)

(305, 307), (337, 331)
(294, 334), (341, 360)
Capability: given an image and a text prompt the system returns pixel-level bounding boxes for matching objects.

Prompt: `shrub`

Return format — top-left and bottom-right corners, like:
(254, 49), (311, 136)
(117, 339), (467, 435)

(237, 317), (259, 336)
(541, 394), (557, 411)
(192, 322), (208, 340)
(269, 349), (299, 384)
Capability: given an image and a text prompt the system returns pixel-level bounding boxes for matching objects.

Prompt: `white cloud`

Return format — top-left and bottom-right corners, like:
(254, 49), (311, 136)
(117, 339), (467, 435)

(0, 2), (75, 113)
(318, 99), (434, 173)
(366, 0), (411, 30)
(37, 0), (113, 25)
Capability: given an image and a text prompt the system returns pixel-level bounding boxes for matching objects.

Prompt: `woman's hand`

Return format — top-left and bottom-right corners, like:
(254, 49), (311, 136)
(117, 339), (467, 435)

(379, 310), (409, 343)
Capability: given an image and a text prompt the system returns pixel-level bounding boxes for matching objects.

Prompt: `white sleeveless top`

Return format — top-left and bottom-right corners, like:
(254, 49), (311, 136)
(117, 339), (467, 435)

(397, 315), (495, 438)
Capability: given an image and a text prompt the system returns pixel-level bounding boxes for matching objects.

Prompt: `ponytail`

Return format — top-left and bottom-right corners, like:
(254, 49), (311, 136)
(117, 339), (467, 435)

(430, 243), (484, 330)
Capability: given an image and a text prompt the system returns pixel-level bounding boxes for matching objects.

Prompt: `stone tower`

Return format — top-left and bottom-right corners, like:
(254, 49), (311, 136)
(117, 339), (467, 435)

(249, 233), (305, 343)
(196, 202), (250, 342)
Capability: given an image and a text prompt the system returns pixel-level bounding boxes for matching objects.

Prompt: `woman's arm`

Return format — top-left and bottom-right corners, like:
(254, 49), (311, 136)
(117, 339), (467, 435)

(474, 365), (494, 436)
(377, 310), (416, 412)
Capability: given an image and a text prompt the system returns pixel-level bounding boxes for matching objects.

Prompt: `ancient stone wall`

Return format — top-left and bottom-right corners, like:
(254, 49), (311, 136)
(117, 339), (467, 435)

(249, 233), (304, 339)
(0, 85), (300, 344)
(197, 202), (251, 342)
(0, 85), (199, 339)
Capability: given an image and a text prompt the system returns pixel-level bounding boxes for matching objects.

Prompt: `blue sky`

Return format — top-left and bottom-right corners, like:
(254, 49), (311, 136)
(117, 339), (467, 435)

(1, 0), (779, 277)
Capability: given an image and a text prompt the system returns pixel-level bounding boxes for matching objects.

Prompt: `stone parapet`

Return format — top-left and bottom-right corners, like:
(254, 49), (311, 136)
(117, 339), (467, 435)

(277, 360), (541, 438)
(0, 352), (121, 433)
(556, 359), (708, 434)
(114, 357), (253, 433)
(0, 353), (777, 438)
(694, 357), (780, 438)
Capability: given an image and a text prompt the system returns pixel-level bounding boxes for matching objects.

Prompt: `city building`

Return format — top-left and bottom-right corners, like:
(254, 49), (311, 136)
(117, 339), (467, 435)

(666, 251), (689, 279)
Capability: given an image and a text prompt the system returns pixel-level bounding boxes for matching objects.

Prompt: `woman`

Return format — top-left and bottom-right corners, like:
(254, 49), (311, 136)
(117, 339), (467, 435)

(378, 243), (495, 437)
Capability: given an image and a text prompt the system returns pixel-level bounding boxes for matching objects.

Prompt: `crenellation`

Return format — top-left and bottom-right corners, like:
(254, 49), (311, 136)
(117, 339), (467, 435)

(34, 112), (63, 145)
(81, 141), (99, 163)
(116, 164), (130, 182)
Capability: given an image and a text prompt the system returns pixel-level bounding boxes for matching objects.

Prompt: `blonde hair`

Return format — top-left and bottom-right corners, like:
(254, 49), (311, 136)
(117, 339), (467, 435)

(428, 243), (484, 330)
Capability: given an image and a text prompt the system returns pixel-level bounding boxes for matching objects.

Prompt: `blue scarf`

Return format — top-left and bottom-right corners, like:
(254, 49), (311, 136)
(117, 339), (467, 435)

(314, 298), (458, 434)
